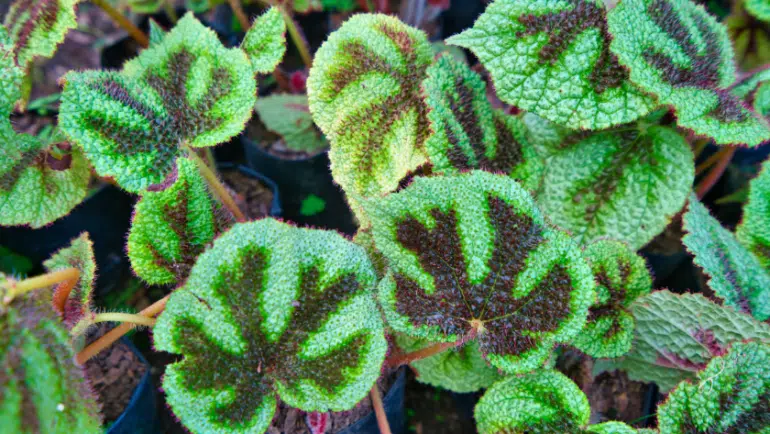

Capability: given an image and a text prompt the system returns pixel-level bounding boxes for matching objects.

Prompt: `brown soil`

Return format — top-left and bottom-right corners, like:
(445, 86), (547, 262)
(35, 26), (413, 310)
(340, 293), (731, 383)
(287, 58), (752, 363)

(221, 169), (274, 220)
(268, 368), (401, 434)
(404, 368), (476, 434)
(83, 325), (147, 422)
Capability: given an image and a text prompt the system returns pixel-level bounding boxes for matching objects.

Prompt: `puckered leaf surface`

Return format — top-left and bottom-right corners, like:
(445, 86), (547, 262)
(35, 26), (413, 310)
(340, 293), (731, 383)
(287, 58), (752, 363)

(607, 0), (770, 146)
(657, 341), (770, 433)
(594, 290), (770, 392)
(737, 158), (770, 272)
(585, 422), (639, 433)
(241, 7), (286, 75)
(368, 171), (595, 374)
(59, 13), (256, 193)
(254, 94), (327, 153)
(422, 54), (542, 190)
(307, 14), (432, 225)
(683, 194), (770, 320)
(0, 291), (101, 433)
(154, 219), (387, 434)
(43, 233), (96, 329)
(396, 334), (502, 393)
(537, 125), (693, 250)
(0, 29), (22, 117)
(3, 0), (78, 69)
(475, 370), (590, 433)
(572, 240), (652, 358)
(128, 157), (233, 285)
(447, 0), (657, 130)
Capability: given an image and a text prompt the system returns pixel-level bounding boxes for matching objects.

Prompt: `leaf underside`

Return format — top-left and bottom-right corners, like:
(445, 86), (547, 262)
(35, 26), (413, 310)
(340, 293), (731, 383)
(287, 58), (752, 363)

(682, 194), (770, 321)
(241, 7), (287, 75)
(3, 0), (79, 69)
(43, 233), (96, 328)
(59, 13), (256, 192)
(737, 158), (770, 273)
(254, 94), (327, 153)
(369, 171), (595, 374)
(447, 0), (657, 130)
(154, 219), (386, 434)
(594, 290), (770, 392)
(607, 0), (770, 145)
(571, 240), (652, 358)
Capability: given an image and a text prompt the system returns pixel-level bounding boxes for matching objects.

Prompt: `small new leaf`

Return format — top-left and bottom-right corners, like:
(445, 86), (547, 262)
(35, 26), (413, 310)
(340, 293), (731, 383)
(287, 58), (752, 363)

(572, 240), (652, 358)
(127, 157), (233, 285)
(607, 0), (770, 146)
(43, 232), (96, 328)
(307, 14), (433, 225)
(594, 290), (770, 392)
(447, 0), (656, 130)
(475, 370), (590, 433)
(0, 291), (101, 433)
(154, 219), (387, 434)
(59, 13), (256, 192)
(3, 0), (79, 70)
(683, 194), (770, 320)
(737, 158), (770, 272)
(254, 94), (327, 153)
(657, 341), (770, 433)
(368, 171), (595, 374)
(241, 7), (287, 75)
(422, 54), (542, 190)
(537, 125), (693, 250)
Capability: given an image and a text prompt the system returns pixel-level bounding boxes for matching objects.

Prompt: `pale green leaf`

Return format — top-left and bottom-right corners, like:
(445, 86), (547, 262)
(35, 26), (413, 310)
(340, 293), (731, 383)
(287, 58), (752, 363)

(737, 158), (770, 272)
(241, 7), (287, 75)
(3, 0), (79, 69)
(254, 94), (327, 153)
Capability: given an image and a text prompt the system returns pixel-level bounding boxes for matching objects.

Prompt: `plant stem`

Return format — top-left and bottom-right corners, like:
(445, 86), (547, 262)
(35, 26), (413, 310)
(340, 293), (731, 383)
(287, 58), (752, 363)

(228, 0), (252, 31)
(696, 147), (736, 199)
(52, 277), (79, 316)
(281, 8), (313, 68)
(386, 339), (460, 367)
(2, 268), (80, 305)
(91, 312), (158, 328)
(695, 147), (730, 176)
(75, 294), (170, 365)
(90, 0), (149, 48)
(188, 148), (247, 222)
(692, 138), (710, 160)
(370, 384), (392, 434)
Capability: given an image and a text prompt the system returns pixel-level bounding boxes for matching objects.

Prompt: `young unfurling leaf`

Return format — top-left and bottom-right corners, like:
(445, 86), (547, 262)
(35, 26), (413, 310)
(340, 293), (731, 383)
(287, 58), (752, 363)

(368, 171), (595, 374)
(254, 94), (327, 153)
(683, 194), (770, 320)
(447, 0), (656, 130)
(0, 290), (102, 433)
(127, 157), (233, 285)
(59, 14), (256, 192)
(154, 219), (387, 434)
(594, 290), (770, 392)
(607, 0), (770, 146)
(571, 240), (652, 358)
(3, 0), (79, 70)
(657, 341), (770, 433)
(241, 7), (286, 75)
(737, 158), (770, 272)
(537, 125), (693, 250)
(307, 14), (433, 225)
(422, 54), (542, 190)
(43, 233), (96, 328)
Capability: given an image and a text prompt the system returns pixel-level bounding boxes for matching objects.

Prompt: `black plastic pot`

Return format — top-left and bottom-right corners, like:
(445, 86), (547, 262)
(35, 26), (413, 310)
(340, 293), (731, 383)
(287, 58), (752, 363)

(217, 162), (283, 218)
(106, 337), (159, 434)
(242, 135), (357, 235)
(339, 368), (407, 434)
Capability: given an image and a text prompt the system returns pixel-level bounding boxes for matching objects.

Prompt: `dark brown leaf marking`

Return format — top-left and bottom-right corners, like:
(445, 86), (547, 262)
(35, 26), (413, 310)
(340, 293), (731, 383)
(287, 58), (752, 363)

(5, 0), (60, 63)
(586, 262), (632, 339)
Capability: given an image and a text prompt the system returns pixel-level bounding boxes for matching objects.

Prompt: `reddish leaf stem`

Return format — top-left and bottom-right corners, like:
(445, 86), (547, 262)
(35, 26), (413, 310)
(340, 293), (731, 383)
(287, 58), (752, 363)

(370, 384), (392, 434)
(387, 330), (476, 367)
(696, 146), (736, 199)
(91, 0), (149, 48)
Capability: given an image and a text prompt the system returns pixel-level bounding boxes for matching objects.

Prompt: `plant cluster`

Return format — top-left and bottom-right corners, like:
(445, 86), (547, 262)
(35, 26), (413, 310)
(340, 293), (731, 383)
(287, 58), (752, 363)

(2, 0), (770, 432)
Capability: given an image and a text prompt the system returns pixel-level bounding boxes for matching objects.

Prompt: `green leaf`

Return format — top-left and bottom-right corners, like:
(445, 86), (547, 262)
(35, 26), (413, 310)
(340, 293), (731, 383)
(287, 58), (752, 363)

(475, 370), (590, 433)
(395, 334), (502, 393)
(537, 125), (693, 250)
(746, 0), (770, 22)
(148, 19), (167, 46)
(43, 233), (96, 329)
(300, 194), (326, 217)
(447, 0), (657, 130)
(520, 112), (574, 159)
(422, 54), (543, 191)
(737, 158), (770, 272)
(657, 341), (770, 433)
(682, 194), (770, 320)
(127, 157), (233, 285)
(254, 94), (327, 153)
(571, 240), (652, 358)
(0, 291), (102, 433)
(154, 219), (387, 434)
(59, 13), (256, 193)
(594, 290), (770, 392)
(3, 0), (79, 70)
(585, 422), (639, 434)
(0, 28), (23, 117)
(368, 171), (595, 374)
(241, 7), (287, 75)
(127, 0), (162, 13)
(607, 0), (770, 146)
(307, 14), (433, 226)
